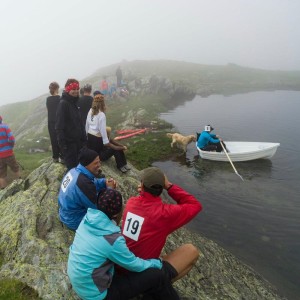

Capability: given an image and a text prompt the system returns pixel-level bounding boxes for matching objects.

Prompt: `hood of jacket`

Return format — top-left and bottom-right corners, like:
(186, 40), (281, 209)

(82, 208), (120, 237)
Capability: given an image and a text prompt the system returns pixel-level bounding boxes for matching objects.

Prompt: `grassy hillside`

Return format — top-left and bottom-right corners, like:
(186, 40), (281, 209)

(1, 59), (300, 175)
(87, 60), (300, 93)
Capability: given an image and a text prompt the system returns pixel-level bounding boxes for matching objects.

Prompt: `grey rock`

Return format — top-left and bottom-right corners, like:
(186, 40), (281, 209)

(0, 158), (283, 299)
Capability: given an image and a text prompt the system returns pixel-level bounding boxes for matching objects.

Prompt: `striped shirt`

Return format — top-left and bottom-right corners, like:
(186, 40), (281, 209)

(0, 123), (15, 158)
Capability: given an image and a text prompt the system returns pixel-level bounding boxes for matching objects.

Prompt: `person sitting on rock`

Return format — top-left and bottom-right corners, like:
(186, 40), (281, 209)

(68, 188), (179, 300)
(121, 167), (202, 283)
(58, 147), (117, 231)
(85, 91), (130, 173)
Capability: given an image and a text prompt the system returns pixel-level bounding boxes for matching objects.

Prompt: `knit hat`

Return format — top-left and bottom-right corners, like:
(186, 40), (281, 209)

(79, 148), (99, 166)
(97, 189), (123, 219)
(141, 167), (165, 189)
(93, 90), (104, 96)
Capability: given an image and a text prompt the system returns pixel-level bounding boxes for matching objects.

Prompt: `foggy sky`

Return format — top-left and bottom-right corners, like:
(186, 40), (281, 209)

(1, 0), (299, 106)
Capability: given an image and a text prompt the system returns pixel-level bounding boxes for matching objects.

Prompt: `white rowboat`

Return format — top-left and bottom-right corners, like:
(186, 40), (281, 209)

(197, 142), (280, 162)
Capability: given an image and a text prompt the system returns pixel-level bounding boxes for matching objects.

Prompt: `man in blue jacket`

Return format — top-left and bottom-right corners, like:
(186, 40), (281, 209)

(58, 147), (117, 230)
(197, 124), (227, 152)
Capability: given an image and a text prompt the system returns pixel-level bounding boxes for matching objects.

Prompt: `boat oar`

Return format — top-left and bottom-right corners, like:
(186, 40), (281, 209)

(220, 142), (244, 181)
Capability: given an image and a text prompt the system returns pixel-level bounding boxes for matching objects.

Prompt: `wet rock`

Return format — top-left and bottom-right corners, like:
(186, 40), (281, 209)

(0, 158), (283, 299)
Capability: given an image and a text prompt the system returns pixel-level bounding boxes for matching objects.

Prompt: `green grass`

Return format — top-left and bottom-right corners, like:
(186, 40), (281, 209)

(14, 150), (51, 178)
(120, 131), (180, 169)
(0, 279), (40, 300)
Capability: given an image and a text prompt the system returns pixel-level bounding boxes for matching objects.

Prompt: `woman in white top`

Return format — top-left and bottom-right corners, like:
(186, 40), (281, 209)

(86, 91), (130, 173)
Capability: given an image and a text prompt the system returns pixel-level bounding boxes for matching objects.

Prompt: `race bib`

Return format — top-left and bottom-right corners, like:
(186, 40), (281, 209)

(122, 212), (144, 241)
(61, 173), (73, 193)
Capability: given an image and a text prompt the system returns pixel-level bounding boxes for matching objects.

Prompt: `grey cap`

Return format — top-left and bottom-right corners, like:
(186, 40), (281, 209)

(141, 167), (165, 188)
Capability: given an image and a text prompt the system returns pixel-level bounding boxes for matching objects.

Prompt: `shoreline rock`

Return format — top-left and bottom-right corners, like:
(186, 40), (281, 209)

(0, 159), (284, 299)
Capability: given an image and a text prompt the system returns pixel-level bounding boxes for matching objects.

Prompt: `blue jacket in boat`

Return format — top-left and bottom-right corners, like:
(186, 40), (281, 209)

(68, 208), (162, 300)
(197, 130), (220, 149)
(58, 164), (106, 230)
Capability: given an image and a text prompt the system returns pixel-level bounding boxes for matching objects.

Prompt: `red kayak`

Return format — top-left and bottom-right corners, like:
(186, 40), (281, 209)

(116, 129), (146, 135)
(115, 128), (147, 140)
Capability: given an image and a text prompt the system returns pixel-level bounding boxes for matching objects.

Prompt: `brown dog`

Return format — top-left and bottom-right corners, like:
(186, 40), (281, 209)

(166, 133), (197, 152)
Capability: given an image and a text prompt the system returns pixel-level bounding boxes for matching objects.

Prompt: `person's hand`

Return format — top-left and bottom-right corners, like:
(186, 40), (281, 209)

(137, 183), (142, 194)
(123, 145), (128, 151)
(164, 175), (172, 190)
(106, 178), (117, 189)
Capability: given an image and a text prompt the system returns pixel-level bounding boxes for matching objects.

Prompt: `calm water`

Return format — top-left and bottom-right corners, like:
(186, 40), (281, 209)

(157, 91), (300, 300)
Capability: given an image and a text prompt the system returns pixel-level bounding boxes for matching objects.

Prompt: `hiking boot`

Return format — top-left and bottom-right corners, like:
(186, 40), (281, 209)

(59, 158), (65, 164)
(119, 166), (128, 173)
(124, 165), (131, 171)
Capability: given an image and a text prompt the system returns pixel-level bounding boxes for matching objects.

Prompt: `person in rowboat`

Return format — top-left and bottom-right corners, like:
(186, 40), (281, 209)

(197, 124), (228, 152)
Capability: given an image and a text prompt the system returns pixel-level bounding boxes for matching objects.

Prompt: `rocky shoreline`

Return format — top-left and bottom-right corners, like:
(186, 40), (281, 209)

(0, 158), (284, 299)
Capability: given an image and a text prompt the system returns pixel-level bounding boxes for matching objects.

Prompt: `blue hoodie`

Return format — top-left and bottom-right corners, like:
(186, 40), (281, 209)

(68, 208), (162, 300)
(197, 130), (219, 149)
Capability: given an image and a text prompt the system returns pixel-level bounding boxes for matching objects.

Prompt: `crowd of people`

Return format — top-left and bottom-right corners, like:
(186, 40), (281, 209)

(46, 72), (202, 299)
(0, 67), (204, 299)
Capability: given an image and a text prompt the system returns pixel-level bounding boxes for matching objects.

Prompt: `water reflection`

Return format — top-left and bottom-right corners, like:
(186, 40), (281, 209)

(167, 152), (273, 181)
(157, 91), (300, 299)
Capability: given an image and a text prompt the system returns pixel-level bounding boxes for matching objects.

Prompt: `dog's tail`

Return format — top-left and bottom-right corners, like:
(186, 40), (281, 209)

(166, 133), (173, 138)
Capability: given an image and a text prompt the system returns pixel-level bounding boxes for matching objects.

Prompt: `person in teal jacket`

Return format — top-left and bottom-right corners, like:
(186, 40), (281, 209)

(68, 188), (179, 300)
(197, 124), (227, 152)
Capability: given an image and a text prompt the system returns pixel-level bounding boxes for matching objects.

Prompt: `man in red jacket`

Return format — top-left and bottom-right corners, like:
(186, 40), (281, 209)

(122, 167), (202, 282)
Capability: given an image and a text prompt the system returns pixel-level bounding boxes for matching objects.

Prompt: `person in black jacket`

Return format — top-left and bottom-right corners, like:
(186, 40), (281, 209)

(77, 83), (93, 128)
(55, 78), (87, 170)
(46, 81), (62, 163)
(116, 66), (122, 87)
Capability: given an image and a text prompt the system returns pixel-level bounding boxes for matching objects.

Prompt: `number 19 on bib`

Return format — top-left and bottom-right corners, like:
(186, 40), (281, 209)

(123, 212), (144, 241)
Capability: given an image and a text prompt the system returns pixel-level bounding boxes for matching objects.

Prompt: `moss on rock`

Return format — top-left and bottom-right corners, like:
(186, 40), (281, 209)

(0, 158), (283, 299)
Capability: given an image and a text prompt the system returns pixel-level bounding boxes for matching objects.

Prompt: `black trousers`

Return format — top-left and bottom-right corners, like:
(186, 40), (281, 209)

(106, 267), (179, 300)
(62, 141), (83, 171)
(87, 134), (127, 169)
(202, 141), (227, 152)
(48, 122), (61, 159)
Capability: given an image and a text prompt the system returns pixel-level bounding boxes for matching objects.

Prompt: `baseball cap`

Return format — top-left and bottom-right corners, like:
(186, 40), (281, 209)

(141, 167), (165, 189)
(204, 125), (214, 131)
(93, 90), (104, 96)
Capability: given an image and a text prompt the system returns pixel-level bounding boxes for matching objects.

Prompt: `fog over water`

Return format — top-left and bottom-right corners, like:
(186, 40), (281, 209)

(1, 0), (300, 105)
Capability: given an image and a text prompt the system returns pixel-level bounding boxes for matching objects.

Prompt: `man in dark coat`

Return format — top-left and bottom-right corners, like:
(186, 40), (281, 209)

(116, 66), (122, 87)
(77, 83), (93, 128)
(55, 78), (87, 170)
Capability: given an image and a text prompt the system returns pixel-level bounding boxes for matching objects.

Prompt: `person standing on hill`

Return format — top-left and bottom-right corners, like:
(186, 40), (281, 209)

(100, 76), (109, 97)
(122, 167), (202, 283)
(55, 78), (86, 170)
(77, 83), (93, 128)
(46, 81), (62, 163)
(116, 66), (122, 87)
(0, 116), (20, 189)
